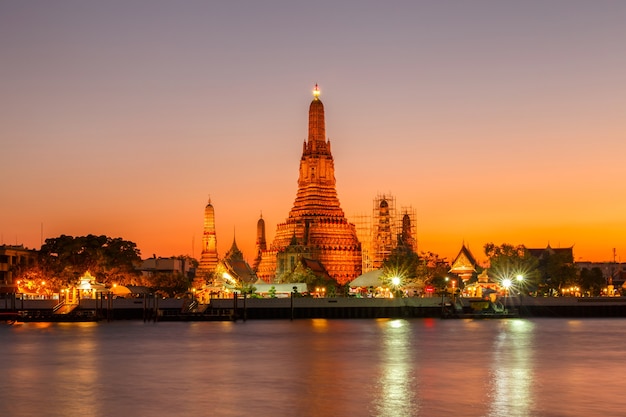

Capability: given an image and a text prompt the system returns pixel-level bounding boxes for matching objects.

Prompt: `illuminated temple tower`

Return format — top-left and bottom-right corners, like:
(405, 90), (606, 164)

(256, 85), (362, 285)
(252, 213), (266, 271)
(197, 198), (219, 279)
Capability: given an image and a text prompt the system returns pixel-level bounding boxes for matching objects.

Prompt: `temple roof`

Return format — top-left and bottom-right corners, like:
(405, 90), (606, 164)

(450, 244), (477, 274)
(527, 245), (574, 261)
(225, 236), (244, 261)
(299, 258), (333, 280)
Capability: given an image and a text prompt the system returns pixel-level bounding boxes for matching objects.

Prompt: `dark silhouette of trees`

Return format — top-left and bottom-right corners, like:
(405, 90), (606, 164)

(580, 267), (605, 296)
(484, 243), (540, 293)
(381, 247), (449, 295)
(38, 234), (141, 290)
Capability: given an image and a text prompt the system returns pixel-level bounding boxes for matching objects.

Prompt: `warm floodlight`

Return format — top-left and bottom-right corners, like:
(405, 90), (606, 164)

(516, 274), (524, 282)
(502, 278), (512, 289)
(313, 83), (320, 98)
(391, 276), (401, 286)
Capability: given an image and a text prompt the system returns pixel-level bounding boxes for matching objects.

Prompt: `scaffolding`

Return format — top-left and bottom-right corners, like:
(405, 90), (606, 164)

(372, 193), (396, 270)
(353, 194), (418, 274)
(353, 212), (373, 273)
(398, 206), (418, 253)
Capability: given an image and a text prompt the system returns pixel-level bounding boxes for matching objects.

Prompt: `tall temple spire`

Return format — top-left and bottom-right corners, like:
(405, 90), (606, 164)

(198, 197), (219, 278)
(291, 84), (342, 219)
(256, 86), (362, 285)
(253, 213), (267, 271)
(307, 84), (327, 152)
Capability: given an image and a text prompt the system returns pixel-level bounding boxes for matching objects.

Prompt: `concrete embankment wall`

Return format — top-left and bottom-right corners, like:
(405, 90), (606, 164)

(5, 296), (626, 319)
(505, 296), (626, 318)
(210, 297), (445, 319)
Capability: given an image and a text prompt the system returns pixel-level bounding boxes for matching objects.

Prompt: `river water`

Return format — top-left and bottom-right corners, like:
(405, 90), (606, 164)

(1, 318), (625, 417)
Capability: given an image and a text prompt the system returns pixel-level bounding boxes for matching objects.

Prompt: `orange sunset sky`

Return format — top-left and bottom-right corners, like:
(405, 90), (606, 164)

(2, 1), (625, 265)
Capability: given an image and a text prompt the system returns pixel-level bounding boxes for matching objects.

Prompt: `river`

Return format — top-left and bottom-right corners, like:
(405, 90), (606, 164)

(1, 318), (625, 417)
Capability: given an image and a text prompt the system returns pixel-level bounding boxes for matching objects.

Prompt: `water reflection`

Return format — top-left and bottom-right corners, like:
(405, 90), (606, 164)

(374, 319), (418, 417)
(488, 319), (535, 417)
(3, 319), (626, 416)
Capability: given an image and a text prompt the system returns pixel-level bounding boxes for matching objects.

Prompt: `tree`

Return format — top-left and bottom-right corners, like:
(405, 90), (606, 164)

(381, 247), (419, 285)
(150, 272), (190, 298)
(39, 234), (142, 290)
(416, 251), (451, 283)
(235, 282), (257, 295)
(580, 267), (605, 296)
(381, 248), (450, 296)
(14, 265), (52, 297)
(484, 243), (539, 293)
(540, 250), (579, 295)
(284, 265), (336, 295)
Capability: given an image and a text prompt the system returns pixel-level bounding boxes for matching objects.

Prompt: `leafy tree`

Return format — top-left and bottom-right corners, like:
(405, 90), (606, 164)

(381, 248), (450, 296)
(381, 248), (418, 282)
(580, 267), (605, 296)
(540, 250), (579, 294)
(416, 251), (451, 283)
(284, 264), (336, 294)
(484, 243), (539, 293)
(14, 265), (52, 296)
(39, 234), (142, 290)
(235, 282), (257, 295)
(149, 272), (190, 297)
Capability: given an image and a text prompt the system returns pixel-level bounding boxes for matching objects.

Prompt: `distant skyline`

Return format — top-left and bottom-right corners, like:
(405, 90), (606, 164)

(2, 1), (625, 264)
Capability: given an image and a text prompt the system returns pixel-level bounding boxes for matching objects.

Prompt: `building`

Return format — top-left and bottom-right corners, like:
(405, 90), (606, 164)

(139, 256), (194, 278)
(527, 245), (574, 263)
(252, 214), (267, 271)
(256, 85), (362, 285)
(0, 245), (38, 291)
(217, 236), (257, 287)
(449, 243), (478, 284)
(197, 198), (219, 279)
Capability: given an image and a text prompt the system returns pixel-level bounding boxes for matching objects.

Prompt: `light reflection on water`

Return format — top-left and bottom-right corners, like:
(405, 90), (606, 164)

(2, 318), (626, 416)
(375, 319), (417, 417)
(488, 320), (535, 417)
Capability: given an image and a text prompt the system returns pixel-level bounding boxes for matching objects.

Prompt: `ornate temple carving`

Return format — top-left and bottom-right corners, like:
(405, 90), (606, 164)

(256, 85), (362, 285)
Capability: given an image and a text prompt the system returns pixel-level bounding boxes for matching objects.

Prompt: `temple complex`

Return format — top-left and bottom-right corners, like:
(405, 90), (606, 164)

(256, 85), (362, 285)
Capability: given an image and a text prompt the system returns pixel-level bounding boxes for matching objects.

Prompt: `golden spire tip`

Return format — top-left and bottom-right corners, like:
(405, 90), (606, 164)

(313, 83), (320, 99)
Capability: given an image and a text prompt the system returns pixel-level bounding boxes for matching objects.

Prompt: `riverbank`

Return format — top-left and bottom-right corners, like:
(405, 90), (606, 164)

(3, 296), (626, 322)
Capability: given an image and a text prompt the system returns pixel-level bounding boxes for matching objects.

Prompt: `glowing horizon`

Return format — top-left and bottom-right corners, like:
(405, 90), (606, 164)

(2, 2), (625, 266)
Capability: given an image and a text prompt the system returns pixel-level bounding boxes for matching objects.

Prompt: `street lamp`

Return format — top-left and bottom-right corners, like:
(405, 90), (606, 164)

(390, 276), (401, 298)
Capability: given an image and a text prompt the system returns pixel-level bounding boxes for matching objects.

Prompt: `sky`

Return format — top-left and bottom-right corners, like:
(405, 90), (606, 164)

(1, 1), (625, 265)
